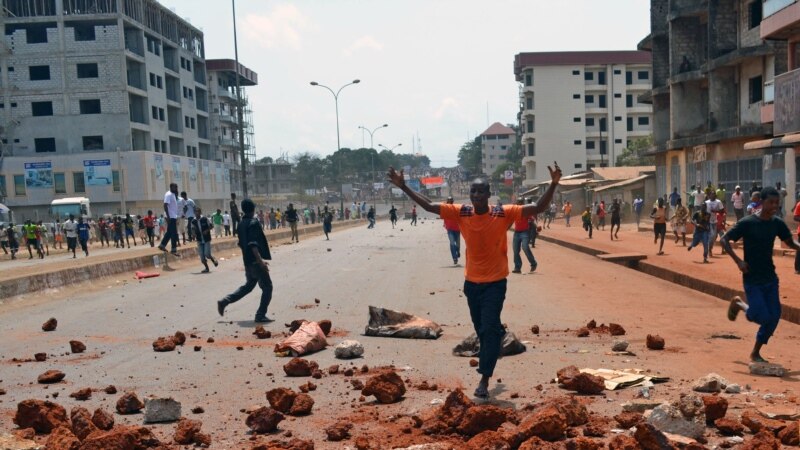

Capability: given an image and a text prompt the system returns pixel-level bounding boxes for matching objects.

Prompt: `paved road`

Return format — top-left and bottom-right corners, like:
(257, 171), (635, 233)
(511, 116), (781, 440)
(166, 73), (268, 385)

(1, 211), (798, 448)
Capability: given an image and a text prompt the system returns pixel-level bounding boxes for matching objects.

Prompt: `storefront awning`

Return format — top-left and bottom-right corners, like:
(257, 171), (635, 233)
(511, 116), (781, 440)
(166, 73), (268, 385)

(592, 174), (651, 193)
(744, 133), (800, 150)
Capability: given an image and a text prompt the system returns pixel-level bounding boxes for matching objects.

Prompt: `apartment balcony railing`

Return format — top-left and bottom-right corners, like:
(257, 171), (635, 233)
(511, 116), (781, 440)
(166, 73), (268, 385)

(764, 0), (796, 18)
(764, 80), (775, 103)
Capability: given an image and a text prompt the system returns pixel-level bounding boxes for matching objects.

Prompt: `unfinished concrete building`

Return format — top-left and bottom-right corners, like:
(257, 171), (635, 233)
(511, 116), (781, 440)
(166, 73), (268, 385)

(640, 0), (788, 204)
(0, 0), (255, 220)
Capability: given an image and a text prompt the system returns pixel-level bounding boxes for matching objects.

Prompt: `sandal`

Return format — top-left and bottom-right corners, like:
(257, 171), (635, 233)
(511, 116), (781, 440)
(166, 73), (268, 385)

(728, 296), (743, 321)
(474, 386), (489, 399)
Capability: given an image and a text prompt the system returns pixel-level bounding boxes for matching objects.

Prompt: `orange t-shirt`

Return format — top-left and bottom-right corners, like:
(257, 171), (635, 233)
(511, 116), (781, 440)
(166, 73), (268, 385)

(440, 203), (523, 283)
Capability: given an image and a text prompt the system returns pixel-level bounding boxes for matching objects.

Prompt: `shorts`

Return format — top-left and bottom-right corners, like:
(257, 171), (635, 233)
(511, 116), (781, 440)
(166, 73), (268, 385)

(125, 228), (134, 237)
(654, 223), (667, 236)
(55, 234), (63, 243)
(67, 237), (77, 250)
(674, 223), (686, 234)
(611, 217), (621, 226)
(27, 238), (38, 248)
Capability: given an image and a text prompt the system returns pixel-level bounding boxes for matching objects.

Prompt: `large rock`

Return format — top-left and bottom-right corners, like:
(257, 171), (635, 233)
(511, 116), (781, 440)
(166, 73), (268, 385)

(608, 323), (626, 336)
(361, 371), (406, 403)
(115, 392), (144, 415)
(282, 358), (318, 377)
(91, 408), (114, 431)
(714, 418), (745, 436)
(557, 366), (604, 394)
(504, 407), (567, 446)
(152, 337), (176, 352)
(465, 430), (510, 450)
(42, 318), (57, 332)
(288, 393), (315, 416)
(68, 341), (86, 354)
(608, 434), (640, 450)
(646, 334), (665, 350)
(37, 370), (65, 384)
(143, 397), (182, 423)
(79, 425), (160, 450)
(777, 420), (799, 446)
(739, 430), (782, 450)
(69, 407), (98, 440)
(702, 395), (728, 424)
(325, 421), (353, 441)
(0, 433), (42, 450)
(438, 389), (473, 429)
(13, 399), (69, 434)
(614, 412), (643, 429)
(456, 405), (516, 436)
(633, 422), (674, 450)
(44, 427), (79, 450)
(691, 373), (728, 393)
(246, 407), (284, 434)
(749, 362), (786, 377)
(266, 388), (298, 413)
(646, 403), (705, 441)
(173, 418), (202, 444)
(741, 409), (787, 434)
(547, 396), (589, 426)
(611, 340), (629, 352)
(334, 340), (364, 359)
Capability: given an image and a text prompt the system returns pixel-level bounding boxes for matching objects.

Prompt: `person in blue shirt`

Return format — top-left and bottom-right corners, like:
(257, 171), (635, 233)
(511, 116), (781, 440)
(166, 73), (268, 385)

(76, 216), (91, 257)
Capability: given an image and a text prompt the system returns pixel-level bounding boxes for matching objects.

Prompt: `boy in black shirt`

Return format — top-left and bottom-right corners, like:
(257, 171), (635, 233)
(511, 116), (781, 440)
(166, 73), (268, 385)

(722, 187), (800, 363)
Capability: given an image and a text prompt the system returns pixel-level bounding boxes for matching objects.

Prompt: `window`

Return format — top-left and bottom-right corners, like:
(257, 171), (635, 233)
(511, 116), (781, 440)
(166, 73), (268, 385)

(598, 71), (606, 85)
(82, 135), (104, 150)
(749, 1), (762, 29)
(54, 172), (66, 194)
(14, 175), (26, 196)
(112, 170), (120, 192)
(526, 142), (535, 156)
(626, 94), (633, 108)
(190, 118), (195, 129)
(0, 175), (4, 196)
(574, 163), (583, 169)
(614, 69), (621, 75)
(159, 108), (164, 121)
(525, 72), (532, 86)
(73, 172), (85, 193)
(586, 117), (595, 126)
(74, 24), (96, 41)
(584, 71), (594, 81)
(31, 101), (53, 116)
(615, 116), (622, 121)
(626, 71), (633, 85)
(150, 73), (156, 86)
(29, 65), (51, 81)
(586, 141), (596, 150)
(154, 139), (161, 152)
(615, 138), (623, 144)
(614, 93), (621, 98)
(599, 118), (607, 132)
(34, 137), (56, 153)
(599, 95), (607, 108)
(573, 94), (581, 99)
(573, 117), (581, 122)
(526, 97), (533, 109)
(572, 70), (580, 75)
(151, 106), (158, 120)
(526, 119), (534, 133)
(600, 140), (607, 155)
(749, 75), (763, 103)
(185, 116), (190, 127)
(637, 70), (649, 80)
(77, 63), (98, 78)
(26, 25), (48, 43)
(627, 117), (633, 131)
(638, 117), (650, 126)
(585, 94), (594, 104)
(79, 99), (101, 114)
(573, 140), (582, 145)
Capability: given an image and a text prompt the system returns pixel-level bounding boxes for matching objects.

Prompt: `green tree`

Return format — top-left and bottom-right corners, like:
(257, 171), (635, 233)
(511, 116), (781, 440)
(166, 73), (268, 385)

(457, 136), (482, 175)
(616, 136), (654, 166)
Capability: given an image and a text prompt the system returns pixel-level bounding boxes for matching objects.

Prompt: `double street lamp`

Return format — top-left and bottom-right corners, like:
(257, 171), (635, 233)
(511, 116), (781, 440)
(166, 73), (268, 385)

(358, 123), (388, 150)
(310, 79), (360, 215)
(359, 124), (388, 207)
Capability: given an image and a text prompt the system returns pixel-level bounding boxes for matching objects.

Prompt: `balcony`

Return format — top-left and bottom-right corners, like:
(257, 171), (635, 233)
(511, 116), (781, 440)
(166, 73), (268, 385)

(668, 0), (708, 21)
(764, 0), (796, 18)
(762, 0), (800, 39)
(218, 89), (236, 100)
(219, 113), (238, 125)
(219, 137), (238, 147)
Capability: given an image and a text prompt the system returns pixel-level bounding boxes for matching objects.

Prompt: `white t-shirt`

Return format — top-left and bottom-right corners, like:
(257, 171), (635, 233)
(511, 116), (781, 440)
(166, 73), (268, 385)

(705, 199), (722, 223)
(223, 213), (231, 225)
(184, 198), (196, 218)
(731, 191), (744, 209)
(63, 220), (78, 238)
(164, 191), (179, 219)
(695, 190), (705, 204)
(177, 198), (187, 217)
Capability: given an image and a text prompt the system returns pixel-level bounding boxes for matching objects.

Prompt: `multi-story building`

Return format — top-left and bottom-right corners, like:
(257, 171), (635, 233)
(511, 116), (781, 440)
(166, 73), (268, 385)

(746, 0), (800, 206)
(640, 0), (788, 205)
(252, 157), (295, 197)
(0, 0), (256, 220)
(514, 51), (653, 188)
(480, 122), (515, 176)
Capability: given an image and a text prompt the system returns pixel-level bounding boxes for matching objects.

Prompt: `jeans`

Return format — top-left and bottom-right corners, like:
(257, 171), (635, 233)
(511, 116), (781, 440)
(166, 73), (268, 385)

(635, 211), (642, 226)
(159, 218), (178, 251)
(367, 217), (375, 228)
(232, 217), (240, 236)
(289, 221), (298, 241)
(221, 263), (273, 321)
(197, 241), (212, 264)
(734, 208), (744, 222)
(744, 280), (781, 345)
(512, 231), (536, 270)
(689, 230), (709, 259)
(446, 230), (461, 261)
(464, 279), (507, 378)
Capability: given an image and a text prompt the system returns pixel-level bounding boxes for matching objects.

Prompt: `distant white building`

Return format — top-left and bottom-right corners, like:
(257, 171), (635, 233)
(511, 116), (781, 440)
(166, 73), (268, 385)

(514, 51), (653, 187)
(480, 122), (515, 176)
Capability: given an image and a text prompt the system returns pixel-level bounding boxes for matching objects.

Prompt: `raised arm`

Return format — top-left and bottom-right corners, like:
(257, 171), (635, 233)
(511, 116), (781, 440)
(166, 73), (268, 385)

(386, 167), (441, 215)
(522, 163), (562, 218)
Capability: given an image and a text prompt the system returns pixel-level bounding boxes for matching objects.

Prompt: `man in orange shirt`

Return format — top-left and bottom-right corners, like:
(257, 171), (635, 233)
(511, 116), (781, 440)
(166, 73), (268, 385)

(387, 163), (562, 398)
(443, 197), (461, 265)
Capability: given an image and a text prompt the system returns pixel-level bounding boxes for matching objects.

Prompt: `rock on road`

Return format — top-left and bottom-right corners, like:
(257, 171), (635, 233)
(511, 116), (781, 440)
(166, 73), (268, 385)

(0, 213), (798, 448)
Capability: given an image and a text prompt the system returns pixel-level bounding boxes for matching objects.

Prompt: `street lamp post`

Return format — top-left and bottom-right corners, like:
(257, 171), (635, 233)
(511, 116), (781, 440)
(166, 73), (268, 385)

(358, 124), (388, 207)
(310, 79), (360, 215)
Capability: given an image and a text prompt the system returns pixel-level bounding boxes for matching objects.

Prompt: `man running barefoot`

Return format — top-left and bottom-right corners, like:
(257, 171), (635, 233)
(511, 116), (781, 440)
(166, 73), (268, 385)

(722, 187), (800, 363)
(650, 198), (670, 255)
(387, 163), (562, 399)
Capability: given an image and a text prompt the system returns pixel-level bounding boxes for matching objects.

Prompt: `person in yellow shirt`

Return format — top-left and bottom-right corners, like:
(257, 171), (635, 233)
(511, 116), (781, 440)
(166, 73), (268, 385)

(387, 163), (562, 398)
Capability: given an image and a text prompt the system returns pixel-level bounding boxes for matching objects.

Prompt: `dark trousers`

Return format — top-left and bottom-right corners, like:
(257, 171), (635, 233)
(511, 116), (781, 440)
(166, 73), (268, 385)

(159, 218), (178, 251)
(512, 231), (536, 270)
(221, 264), (273, 320)
(744, 281), (781, 345)
(232, 217), (240, 236)
(464, 279), (507, 378)
(146, 228), (155, 247)
(795, 248), (800, 273)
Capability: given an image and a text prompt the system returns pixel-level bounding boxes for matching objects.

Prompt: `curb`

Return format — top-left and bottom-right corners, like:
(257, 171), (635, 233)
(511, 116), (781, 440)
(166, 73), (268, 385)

(0, 219), (368, 299)
(537, 234), (800, 326)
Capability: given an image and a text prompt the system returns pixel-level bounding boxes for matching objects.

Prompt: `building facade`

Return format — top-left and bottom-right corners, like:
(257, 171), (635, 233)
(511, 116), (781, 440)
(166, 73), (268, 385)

(514, 51), (653, 188)
(480, 122), (514, 176)
(641, 0), (790, 207)
(0, 0), (257, 221)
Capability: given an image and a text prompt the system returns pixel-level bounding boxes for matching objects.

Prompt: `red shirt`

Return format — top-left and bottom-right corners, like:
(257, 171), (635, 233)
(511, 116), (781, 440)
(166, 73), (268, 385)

(143, 215), (155, 229)
(794, 201), (800, 234)
(514, 217), (529, 232)
(443, 218), (460, 232)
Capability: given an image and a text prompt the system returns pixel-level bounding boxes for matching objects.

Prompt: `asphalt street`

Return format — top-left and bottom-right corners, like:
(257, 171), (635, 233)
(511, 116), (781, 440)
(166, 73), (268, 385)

(1, 212), (798, 448)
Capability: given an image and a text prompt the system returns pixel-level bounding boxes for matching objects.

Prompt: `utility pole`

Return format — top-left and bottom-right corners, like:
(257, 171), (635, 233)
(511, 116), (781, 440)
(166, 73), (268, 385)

(232, 0), (248, 198)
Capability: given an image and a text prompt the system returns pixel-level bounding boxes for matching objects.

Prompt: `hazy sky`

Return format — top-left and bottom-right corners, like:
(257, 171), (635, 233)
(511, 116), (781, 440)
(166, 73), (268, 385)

(168, 0), (650, 167)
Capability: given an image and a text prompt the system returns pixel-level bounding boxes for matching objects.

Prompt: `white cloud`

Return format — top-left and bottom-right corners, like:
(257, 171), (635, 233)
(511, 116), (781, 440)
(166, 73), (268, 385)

(433, 97), (460, 120)
(343, 35), (384, 57)
(242, 4), (313, 50)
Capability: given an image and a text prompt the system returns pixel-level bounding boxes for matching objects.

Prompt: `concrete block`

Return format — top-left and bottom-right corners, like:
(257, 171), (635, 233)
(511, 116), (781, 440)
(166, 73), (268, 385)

(143, 397), (182, 423)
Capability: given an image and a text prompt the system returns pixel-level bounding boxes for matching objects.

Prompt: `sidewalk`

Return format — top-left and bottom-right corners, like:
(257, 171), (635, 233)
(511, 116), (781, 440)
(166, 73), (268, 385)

(536, 219), (800, 324)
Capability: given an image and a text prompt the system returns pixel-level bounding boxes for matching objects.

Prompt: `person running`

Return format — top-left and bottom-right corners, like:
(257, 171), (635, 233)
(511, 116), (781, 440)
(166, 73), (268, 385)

(230, 193), (241, 236)
(650, 197), (670, 255)
(112, 217), (123, 248)
(54, 219), (64, 249)
(6, 223), (19, 259)
(722, 187), (800, 363)
(276, 209), (283, 228)
(713, 207), (728, 255)
(217, 198), (274, 323)
(189, 207), (218, 273)
(143, 210), (156, 247)
(322, 207), (333, 240)
(673, 198), (689, 246)
(389, 204), (398, 229)
(633, 196), (644, 227)
(705, 191), (723, 256)
(688, 203), (711, 263)
(158, 182), (181, 256)
(38, 221), (50, 256)
(387, 163), (561, 398)
(77, 216), (90, 257)
(563, 201), (572, 227)
(366, 206), (376, 229)
(123, 213), (137, 248)
(22, 220), (40, 259)
(731, 185), (745, 222)
(410, 205), (418, 226)
(609, 199), (621, 240)
(97, 218), (109, 248)
(443, 197), (461, 265)
(223, 211), (232, 236)
(668, 187), (680, 213)
(596, 201), (607, 231)
(285, 203), (299, 243)
(546, 202), (557, 229)
(0, 224), (7, 255)
(137, 215), (147, 245)
(581, 206), (593, 238)
(511, 199), (537, 273)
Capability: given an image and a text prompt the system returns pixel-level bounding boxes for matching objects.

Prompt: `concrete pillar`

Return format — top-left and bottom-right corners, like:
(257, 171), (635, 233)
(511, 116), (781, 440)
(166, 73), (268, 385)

(786, 147), (797, 228)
